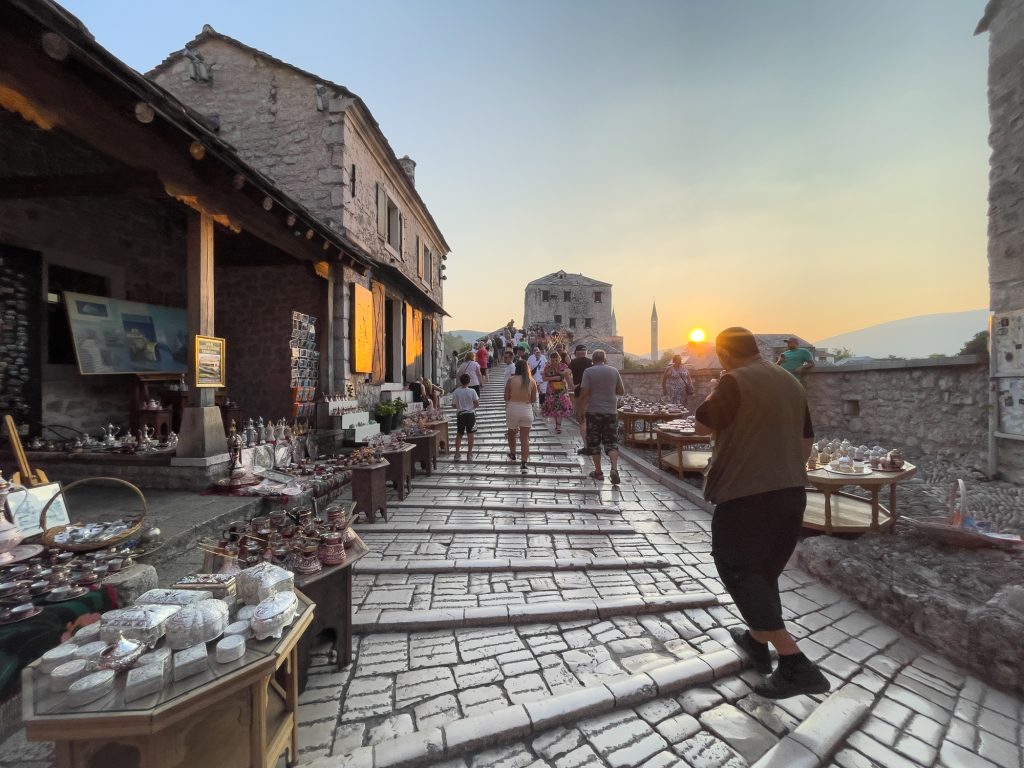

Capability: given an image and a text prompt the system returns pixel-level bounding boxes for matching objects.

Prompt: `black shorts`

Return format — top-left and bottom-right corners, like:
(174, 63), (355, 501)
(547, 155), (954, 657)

(584, 413), (618, 455)
(456, 412), (476, 436)
(711, 487), (805, 632)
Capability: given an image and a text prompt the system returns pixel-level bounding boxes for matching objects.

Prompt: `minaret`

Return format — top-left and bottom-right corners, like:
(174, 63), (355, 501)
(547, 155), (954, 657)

(611, 307), (617, 336)
(650, 302), (658, 361)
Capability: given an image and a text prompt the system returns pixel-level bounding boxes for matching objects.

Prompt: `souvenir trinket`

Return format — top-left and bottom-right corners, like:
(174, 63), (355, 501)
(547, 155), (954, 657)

(74, 640), (109, 662)
(318, 531), (346, 566)
(215, 635), (246, 664)
(68, 669), (116, 706)
(137, 588), (212, 606)
(224, 620), (251, 638)
(237, 562), (294, 605)
(294, 539), (322, 575)
(172, 643), (209, 681)
(125, 661), (166, 703)
(251, 590), (298, 640)
(40, 643), (79, 673)
(172, 573), (237, 600)
(101, 603), (182, 646)
(164, 599), (229, 650)
(97, 634), (145, 671)
(136, 646), (172, 677)
(50, 659), (92, 692)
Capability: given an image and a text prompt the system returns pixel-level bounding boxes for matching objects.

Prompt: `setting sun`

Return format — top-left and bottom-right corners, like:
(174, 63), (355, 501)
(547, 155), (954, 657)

(689, 328), (706, 343)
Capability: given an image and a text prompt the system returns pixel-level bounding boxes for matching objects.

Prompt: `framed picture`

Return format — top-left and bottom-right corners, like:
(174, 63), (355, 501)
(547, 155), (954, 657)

(195, 335), (226, 388)
(4, 482), (71, 538)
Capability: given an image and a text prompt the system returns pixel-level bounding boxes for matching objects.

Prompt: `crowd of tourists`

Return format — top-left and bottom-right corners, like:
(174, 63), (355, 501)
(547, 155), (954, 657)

(446, 321), (831, 701)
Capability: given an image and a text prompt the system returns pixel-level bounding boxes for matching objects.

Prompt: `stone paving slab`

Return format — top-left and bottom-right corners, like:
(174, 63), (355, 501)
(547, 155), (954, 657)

(354, 556), (676, 573)
(354, 522), (637, 535)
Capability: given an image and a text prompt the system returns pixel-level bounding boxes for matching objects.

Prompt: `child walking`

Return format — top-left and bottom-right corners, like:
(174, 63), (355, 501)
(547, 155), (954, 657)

(452, 373), (480, 462)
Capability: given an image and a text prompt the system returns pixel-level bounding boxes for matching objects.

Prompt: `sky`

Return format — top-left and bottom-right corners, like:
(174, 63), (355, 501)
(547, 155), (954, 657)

(60, 0), (992, 353)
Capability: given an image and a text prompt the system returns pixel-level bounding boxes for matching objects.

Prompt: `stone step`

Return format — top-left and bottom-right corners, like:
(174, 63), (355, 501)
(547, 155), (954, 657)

(352, 592), (720, 633)
(326, 647), (747, 767)
(387, 500), (616, 513)
(435, 470), (584, 481)
(352, 522), (636, 535)
(437, 458), (580, 468)
(409, 482), (602, 494)
(353, 554), (673, 573)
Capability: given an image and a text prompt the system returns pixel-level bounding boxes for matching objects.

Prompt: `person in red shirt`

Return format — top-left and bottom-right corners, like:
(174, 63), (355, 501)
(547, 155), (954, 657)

(475, 343), (490, 385)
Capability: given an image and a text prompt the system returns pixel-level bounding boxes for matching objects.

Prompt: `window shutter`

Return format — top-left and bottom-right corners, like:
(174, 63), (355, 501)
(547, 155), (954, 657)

(376, 184), (387, 235)
(398, 213), (404, 253)
(416, 236), (423, 277)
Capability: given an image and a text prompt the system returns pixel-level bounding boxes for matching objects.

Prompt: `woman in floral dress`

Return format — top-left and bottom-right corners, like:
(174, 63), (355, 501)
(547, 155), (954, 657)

(542, 352), (573, 433)
(662, 355), (694, 407)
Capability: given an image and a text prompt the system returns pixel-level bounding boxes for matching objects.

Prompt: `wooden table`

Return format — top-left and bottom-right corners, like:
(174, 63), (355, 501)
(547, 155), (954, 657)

(23, 593), (315, 768)
(294, 535), (368, 692)
(618, 409), (686, 448)
(405, 431), (438, 476)
(654, 428), (712, 476)
(804, 462), (918, 534)
(349, 460), (389, 523)
(380, 443), (415, 500)
(422, 420), (450, 454)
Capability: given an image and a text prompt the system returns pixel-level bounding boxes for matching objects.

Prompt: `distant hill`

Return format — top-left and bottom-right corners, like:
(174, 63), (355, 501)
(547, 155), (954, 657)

(815, 310), (988, 358)
(448, 329), (488, 344)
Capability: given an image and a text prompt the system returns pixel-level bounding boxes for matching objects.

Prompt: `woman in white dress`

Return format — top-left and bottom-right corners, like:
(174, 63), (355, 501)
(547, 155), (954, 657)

(504, 359), (538, 474)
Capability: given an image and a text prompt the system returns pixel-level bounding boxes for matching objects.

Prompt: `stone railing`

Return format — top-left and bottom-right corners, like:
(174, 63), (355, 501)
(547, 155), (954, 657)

(621, 356), (990, 470)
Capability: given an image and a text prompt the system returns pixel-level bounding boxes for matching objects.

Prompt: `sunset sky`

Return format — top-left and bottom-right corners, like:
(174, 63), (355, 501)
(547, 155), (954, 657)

(62, 0), (991, 353)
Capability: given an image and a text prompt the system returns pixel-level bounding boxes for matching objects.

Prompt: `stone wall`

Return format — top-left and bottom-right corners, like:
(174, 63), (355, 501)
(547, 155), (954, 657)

(523, 275), (614, 342)
(805, 357), (989, 470)
(622, 357), (990, 471)
(151, 36), (445, 310)
(215, 261), (327, 423)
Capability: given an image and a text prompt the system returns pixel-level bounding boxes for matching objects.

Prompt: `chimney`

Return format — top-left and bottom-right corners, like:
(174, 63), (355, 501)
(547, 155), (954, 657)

(397, 155), (416, 187)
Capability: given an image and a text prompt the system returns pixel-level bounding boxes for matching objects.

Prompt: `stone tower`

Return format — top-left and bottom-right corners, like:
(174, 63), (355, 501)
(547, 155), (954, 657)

(650, 302), (658, 362)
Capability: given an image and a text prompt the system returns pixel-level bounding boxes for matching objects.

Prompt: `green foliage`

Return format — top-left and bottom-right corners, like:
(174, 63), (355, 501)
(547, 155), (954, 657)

(832, 347), (853, 361)
(374, 400), (397, 417)
(443, 332), (471, 358)
(958, 330), (989, 357)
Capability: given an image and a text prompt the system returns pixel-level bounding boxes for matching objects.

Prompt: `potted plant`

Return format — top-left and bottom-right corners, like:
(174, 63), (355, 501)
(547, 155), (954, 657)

(373, 401), (395, 434)
(391, 398), (408, 429)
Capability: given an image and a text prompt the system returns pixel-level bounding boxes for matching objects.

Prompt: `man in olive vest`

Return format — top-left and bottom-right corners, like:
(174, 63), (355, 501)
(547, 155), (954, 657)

(695, 327), (829, 699)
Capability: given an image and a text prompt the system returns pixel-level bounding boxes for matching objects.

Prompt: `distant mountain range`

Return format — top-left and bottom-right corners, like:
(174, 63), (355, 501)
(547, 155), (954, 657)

(815, 310), (988, 358)
(447, 329), (487, 344)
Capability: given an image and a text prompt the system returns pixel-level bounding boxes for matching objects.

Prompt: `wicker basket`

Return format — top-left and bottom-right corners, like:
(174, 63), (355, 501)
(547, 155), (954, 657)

(38, 477), (148, 552)
(902, 479), (1022, 551)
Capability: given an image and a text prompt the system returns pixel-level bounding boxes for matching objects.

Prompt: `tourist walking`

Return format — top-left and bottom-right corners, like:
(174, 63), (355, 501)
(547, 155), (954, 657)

(452, 373), (479, 462)
(568, 344), (592, 447)
(577, 349), (624, 485)
(662, 354), (695, 406)
(527, 346), (548, 406)
(501, 348), (516, 378)
(541, 352), (572, 433)
(695, 327), (828, 699)
(456, 352), (482, 396)
(475, 342), (490, 384)
(504, 359), (537, 474)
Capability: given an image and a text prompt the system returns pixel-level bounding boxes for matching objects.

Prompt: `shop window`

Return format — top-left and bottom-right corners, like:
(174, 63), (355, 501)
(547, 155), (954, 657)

(376, 184), (402, 254)
(563, 291), (571, 302)
(47, 264), (109, 365)
(584, 318), (592, 329)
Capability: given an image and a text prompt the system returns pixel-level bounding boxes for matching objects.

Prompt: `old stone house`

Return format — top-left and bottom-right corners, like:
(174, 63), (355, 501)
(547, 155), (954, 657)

(522, 271), (624, 366)
(149, 27), (449, 403)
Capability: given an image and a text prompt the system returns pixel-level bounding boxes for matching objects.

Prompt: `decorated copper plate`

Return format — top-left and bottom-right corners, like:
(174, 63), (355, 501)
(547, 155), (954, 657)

(0, 605), (43, 624)
(0, 545), (45, 565)
(46, 585), (89, 602)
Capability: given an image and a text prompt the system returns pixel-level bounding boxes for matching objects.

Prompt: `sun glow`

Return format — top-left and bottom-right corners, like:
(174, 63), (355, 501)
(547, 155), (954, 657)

(689, 328), (706, 343)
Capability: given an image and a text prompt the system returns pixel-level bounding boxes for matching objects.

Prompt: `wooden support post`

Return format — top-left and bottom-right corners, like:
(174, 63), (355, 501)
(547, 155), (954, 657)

(175, 211), (228, 461)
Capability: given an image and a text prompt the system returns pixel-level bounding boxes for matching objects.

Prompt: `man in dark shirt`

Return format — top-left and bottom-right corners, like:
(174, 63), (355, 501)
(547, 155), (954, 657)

(568, 344), (593, 449)
(695, 327), (829, 700)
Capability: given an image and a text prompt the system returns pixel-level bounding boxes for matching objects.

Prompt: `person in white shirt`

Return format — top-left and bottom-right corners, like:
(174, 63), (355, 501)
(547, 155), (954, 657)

(527, 346), (548, 405)
(456, 352), (482, 395)
(501, 349), (516, 378)
(452, 373), (480, 462)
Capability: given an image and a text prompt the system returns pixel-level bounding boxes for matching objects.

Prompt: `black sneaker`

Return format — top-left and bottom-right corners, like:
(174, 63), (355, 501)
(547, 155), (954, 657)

(753, 659), (830, 700)
(729, 627), (772, 674)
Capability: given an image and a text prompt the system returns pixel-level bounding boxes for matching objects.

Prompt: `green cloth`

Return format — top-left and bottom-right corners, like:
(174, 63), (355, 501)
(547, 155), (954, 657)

(778, 347), (813, 375)
(0, 587), (117, 699)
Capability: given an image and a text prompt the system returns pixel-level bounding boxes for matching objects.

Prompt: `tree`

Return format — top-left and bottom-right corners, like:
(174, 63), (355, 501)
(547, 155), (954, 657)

(443, 332), (471, 358)
(832, 347), (853, 361)
(958, 330), (989, 357)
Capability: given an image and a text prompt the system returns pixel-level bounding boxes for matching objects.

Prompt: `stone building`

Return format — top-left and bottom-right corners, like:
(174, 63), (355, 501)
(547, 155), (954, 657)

(978, 0), (1024, 480)
(149, 26), (450, 402)
(522, 271), (624, 366)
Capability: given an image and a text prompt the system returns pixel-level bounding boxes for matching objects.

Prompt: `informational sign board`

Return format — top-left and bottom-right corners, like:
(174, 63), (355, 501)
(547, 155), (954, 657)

(4, 482), (71, 537)
(195, 335), (225, 388)
(997, 377), (1024, 436)
(64, 292), (188, 376)
(992, 310), (1024, 377)
(351, 283), (373, 374)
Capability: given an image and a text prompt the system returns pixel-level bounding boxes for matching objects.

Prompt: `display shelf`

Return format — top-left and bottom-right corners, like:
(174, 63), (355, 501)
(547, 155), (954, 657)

(340, 411), (372, 429)
(326, 399), (360, 417)
(343, 423), (380, 443)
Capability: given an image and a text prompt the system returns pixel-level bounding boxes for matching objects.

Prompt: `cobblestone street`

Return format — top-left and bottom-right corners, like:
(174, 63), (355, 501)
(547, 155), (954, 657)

(1, 377), (1021, 768)
(289, 379), (1024, 768)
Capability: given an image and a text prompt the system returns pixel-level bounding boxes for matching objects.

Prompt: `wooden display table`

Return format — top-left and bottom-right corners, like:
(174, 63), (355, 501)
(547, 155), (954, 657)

(804, 462), (918, 534)
(380, 443), (415, 500)
(618, 409), (683, 448)
(350, 460), (389, 523)
(294, 534), (369, 692)
(405, 431), (438, 476)
(422, 420), (450, 454)
(23, 593), (315, 768)
(655, 428), (712, 476)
